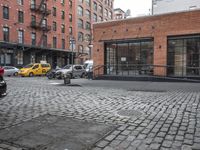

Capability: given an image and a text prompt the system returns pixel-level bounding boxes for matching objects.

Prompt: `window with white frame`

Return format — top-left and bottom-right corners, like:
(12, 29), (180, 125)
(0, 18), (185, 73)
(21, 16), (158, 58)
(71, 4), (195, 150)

(18, 30), (24, 44)
(17, 0), (24, 5)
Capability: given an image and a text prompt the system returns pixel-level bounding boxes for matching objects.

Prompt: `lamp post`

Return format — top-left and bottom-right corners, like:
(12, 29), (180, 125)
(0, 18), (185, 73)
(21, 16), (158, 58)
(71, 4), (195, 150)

(86, 33), (93, 60)
(88, 42), (93, 60)
(69, 36), (75, 77)
(69, 36), (75, 64)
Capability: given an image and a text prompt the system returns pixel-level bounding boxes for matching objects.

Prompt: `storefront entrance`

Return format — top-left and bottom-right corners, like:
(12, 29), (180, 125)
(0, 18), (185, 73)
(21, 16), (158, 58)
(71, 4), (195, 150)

(105, 39), (153, 76)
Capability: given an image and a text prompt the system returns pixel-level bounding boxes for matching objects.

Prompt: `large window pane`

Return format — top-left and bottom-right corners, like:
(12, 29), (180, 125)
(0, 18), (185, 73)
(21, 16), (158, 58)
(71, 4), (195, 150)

(106, 43), (116, 75)
(3, 27), (9, 42)
(167, 36), (200, 77)
(141, 41), (153, 64)
(105, 39), (153, 76)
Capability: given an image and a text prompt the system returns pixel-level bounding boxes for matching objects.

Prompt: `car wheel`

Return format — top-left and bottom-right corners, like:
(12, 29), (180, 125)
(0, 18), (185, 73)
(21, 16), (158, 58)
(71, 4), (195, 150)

(69, 73), (73, 79)
(47, 74), (53, 79)
(14, 72), (18, 76)
(29, 72), (34, 77)
(81, 73), (86, 78)
(0, 92), (7, 97)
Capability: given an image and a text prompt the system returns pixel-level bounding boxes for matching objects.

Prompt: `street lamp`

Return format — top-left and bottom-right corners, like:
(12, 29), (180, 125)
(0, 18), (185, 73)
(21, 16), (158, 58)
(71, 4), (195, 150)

(69, 36), (75, 64)
(88, 43), (93, 60)
(69, 36), (76, 77)
(85, 33), (93, 60)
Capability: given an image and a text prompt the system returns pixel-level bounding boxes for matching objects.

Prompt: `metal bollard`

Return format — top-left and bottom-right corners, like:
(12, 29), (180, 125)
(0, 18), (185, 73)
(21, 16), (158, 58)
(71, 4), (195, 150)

(64, 73), (71, 85)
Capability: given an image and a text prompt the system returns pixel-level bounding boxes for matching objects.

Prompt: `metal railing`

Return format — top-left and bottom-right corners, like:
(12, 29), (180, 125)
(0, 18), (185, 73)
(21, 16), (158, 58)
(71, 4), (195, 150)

(93, 64), (200, 79)
(30, 21), (51, 31)
(30, 4), (51, 15)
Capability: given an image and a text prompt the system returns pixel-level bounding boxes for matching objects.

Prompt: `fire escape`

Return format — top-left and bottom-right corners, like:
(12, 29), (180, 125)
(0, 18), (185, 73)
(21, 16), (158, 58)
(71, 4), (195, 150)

(30, 0), (51, 48)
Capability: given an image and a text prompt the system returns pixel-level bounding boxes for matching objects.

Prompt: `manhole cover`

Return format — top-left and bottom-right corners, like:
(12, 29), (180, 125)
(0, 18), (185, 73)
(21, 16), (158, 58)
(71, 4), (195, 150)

(127, 89), (166, 93)
(117, 110), (143, 117)
(67, 84), (81, 87)
(54, 83), (82, 87)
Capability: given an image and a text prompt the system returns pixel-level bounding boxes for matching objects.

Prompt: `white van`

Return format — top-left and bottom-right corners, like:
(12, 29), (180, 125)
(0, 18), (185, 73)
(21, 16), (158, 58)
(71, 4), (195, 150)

(84, 60), (93, 73)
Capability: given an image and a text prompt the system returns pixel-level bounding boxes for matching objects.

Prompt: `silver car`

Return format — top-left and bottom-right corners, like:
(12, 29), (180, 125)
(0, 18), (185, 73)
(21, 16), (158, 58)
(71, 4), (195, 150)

(3, 66), (19, 76)
(55, 65), (86, 79)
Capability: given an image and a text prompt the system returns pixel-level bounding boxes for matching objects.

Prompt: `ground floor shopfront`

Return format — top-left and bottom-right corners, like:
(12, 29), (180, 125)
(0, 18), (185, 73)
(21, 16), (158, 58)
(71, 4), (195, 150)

(0, 42), (75, 68)
(93, 10), (200, 79)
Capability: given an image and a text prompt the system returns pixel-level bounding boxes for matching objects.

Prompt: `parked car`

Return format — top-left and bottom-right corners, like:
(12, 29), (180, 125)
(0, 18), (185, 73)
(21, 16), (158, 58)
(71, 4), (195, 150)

(0, 67), (7, 96)
(55, 65), (86, 79)
(3, 66), (19, 76)
(19, 63), (51, 77)
(84, 60), (93, 74)
(46, 67), (61, 79)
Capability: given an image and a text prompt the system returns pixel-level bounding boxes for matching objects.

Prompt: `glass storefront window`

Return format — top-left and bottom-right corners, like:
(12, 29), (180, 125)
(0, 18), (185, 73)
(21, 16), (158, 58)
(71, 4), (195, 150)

(167, 35), (200, 77)
(105, 39), (153, 76)
(106, 43), (116, 75)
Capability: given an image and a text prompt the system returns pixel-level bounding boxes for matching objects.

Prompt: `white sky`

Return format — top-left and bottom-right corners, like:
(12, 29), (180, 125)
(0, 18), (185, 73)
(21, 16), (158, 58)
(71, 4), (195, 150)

(114, 0), (152, 17)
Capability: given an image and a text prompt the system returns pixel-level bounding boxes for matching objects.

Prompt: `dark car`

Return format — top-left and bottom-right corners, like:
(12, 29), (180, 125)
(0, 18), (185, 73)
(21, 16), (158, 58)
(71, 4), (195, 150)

(46, 68), (61, 79)
(0, 67), (7, 96)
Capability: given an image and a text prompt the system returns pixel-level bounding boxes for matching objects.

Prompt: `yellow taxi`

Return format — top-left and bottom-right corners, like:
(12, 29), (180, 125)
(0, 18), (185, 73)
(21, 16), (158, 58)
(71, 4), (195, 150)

(19, 63), (51, 77)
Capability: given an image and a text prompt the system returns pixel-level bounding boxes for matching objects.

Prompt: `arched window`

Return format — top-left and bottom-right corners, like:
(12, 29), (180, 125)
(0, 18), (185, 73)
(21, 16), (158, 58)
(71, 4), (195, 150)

(78, 32), (84, 42)
(78, 6), (83, 16)
(78, 19), (83, 29)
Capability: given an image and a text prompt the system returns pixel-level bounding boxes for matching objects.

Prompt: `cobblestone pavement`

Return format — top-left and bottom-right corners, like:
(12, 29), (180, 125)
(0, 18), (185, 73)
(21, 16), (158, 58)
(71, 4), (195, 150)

(0, 77), (200, 150)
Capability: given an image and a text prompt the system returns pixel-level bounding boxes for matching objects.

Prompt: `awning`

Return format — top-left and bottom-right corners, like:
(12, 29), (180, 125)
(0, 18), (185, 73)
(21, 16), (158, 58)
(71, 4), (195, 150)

(0, 41), (74, 53)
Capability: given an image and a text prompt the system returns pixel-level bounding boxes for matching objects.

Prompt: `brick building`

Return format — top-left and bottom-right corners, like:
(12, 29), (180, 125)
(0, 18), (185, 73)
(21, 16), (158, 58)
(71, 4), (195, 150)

(69, 0), (114, 64)
(152, 0), (200, 15)
(93, 10), (200, 79)
(0, 0), (114, 68)
(113, 8), (125, 20)
(0, 0), (71, 68)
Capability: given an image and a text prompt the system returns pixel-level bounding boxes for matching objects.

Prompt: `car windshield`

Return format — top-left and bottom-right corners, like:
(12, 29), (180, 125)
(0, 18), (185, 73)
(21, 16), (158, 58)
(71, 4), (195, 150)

(23, 64), (34, 68)
(63, 65), (72, 69)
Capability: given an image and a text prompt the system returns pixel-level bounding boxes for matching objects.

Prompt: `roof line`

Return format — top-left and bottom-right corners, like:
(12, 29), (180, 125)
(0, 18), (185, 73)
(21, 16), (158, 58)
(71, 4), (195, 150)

(94, 8), (200, 25)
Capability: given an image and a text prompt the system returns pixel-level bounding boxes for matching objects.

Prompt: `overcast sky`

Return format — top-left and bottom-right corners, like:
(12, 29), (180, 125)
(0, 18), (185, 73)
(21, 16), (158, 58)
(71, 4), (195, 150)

(114, 0), (152, 17)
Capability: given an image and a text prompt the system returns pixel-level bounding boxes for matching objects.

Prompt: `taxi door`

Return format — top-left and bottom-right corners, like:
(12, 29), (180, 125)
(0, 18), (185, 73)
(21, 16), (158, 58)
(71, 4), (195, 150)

(33, 64), (42, 75)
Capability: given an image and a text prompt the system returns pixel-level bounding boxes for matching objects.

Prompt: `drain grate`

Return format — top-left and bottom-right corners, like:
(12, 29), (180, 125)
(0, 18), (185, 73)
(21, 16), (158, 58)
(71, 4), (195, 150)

(127, 89), (166, 93)
(117, 109), (143, 118)
(54, 83), (82, 87)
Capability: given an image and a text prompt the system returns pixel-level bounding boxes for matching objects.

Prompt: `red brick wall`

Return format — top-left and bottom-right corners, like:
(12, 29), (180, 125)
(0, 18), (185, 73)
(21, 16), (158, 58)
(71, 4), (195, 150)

(0, 0), (69, 50)
(70, 0), (114, 62)
(93, 10), (200, 76)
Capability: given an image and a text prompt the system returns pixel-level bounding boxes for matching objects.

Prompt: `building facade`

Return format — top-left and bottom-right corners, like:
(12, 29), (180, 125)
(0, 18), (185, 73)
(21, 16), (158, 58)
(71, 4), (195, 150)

(0, 0), (114, 68)
(0, 0), (72, 68)
(113, 8), (125, 20)
(69, 0), (114, 64)
(152, 0), (200, 15)
(93, 10), (200, 79)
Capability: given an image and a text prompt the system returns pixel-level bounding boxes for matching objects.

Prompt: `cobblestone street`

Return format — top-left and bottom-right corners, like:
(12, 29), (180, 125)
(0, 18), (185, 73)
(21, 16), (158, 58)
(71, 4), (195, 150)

(0, 77), (200, 150)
